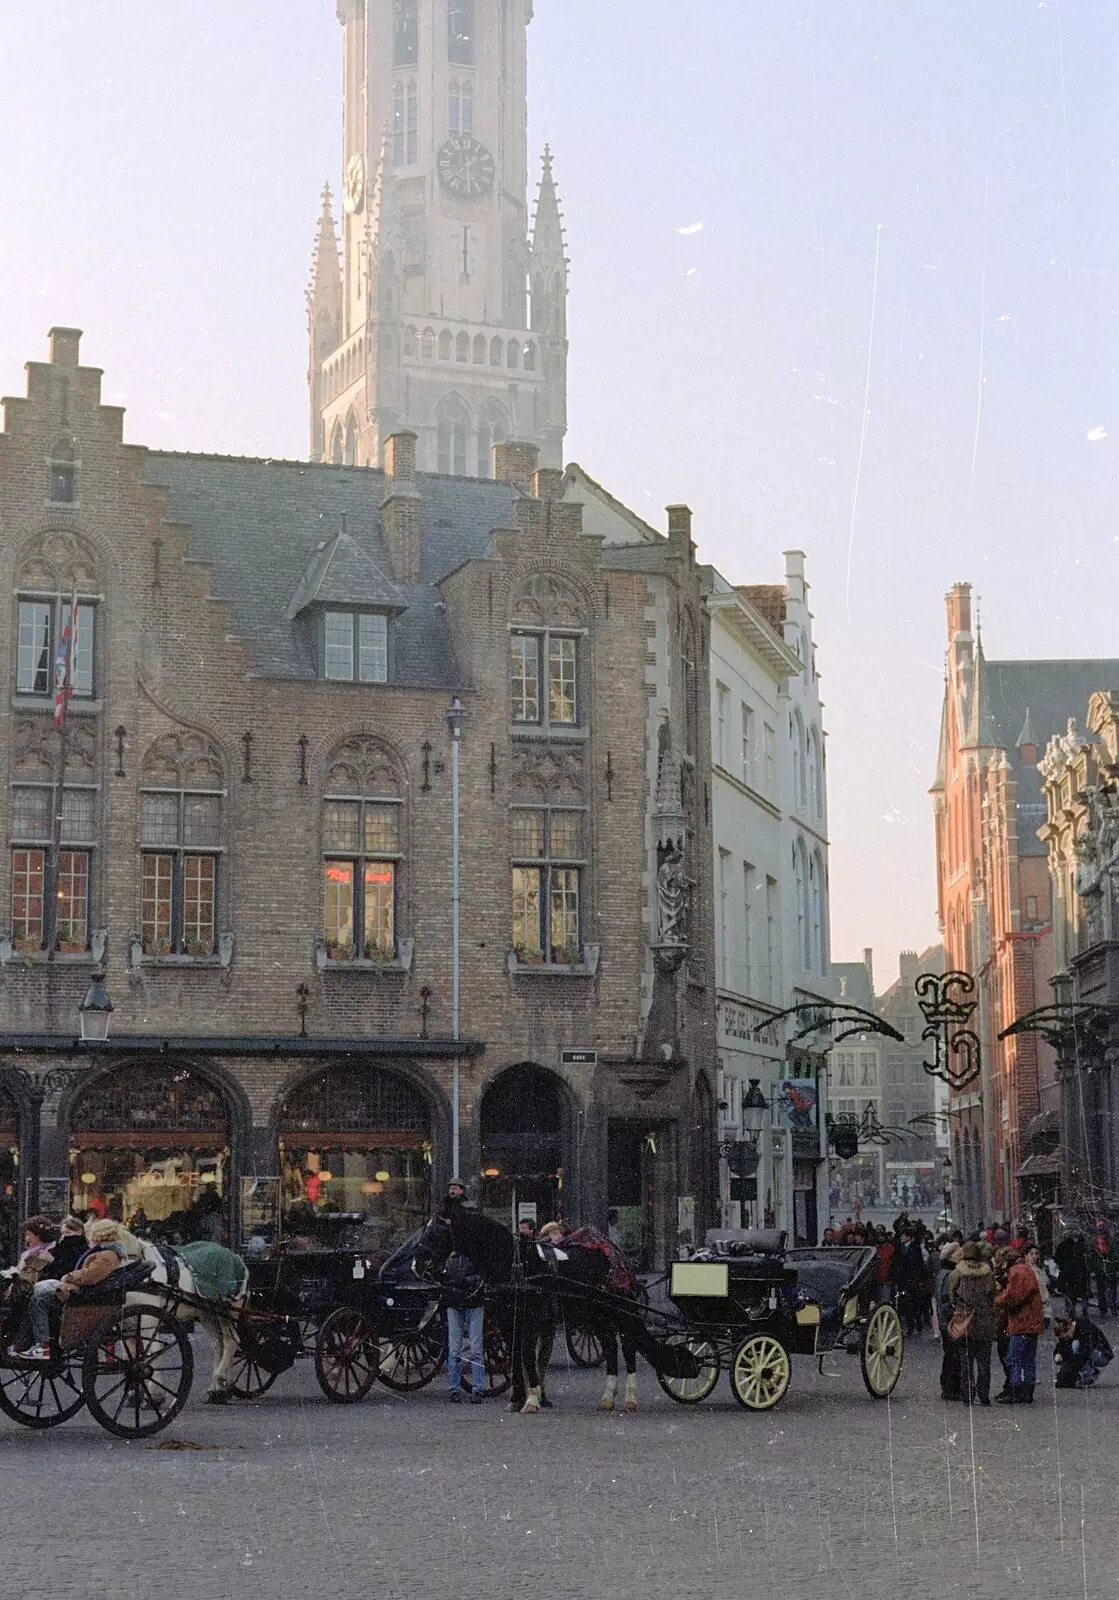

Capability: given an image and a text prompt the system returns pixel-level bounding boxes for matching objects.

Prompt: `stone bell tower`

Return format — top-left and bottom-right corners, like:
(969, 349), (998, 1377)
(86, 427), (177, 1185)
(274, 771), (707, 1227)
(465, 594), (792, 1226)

(307, 0), (568, 475)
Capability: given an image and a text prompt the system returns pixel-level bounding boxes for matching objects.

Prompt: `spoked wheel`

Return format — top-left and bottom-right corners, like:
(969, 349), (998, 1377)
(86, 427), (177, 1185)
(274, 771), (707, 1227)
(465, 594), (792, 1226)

(377, 1323), (446, 1393)
(82, 1307), (194, 1439)
(227, 1349), (281, 1401)
(730, 1333), (791, 1411)
(656, 1335), (721, 1405)
(0, 1350), (85, 1429)
(315, 1307), (380, 1403)
(564, 1317), (606, 1369)
(861, 1302), (904, 1398)
(228, 1315), (301, 1400)
(463, 1313), (512, 1399)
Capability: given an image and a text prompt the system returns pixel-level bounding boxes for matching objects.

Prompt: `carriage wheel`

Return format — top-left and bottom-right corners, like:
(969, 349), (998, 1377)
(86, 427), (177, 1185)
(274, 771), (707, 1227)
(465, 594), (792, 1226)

(82, 1306), (193, 1439)
(227, 1348), (281, 1401)
(315, 1307), (380, 1403)
(730, 1333), (790, 1411)
(860, 1303), (904, 1398)
(462, 1313), (512, 1399)
(0, 1351), (85, 1429)
(564, 1318), (606, 1369)
(377, 1323), (446, 1392)
(656, 1335), (721, 1405)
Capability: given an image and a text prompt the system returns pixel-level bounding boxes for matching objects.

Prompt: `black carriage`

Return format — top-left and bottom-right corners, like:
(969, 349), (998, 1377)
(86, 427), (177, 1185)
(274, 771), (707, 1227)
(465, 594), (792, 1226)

(653, 1232), (904, 1411)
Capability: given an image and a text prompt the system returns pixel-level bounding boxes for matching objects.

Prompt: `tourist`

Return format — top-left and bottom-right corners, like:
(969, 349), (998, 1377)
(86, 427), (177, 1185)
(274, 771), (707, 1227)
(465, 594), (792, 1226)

(947, 1241), (997, 1406)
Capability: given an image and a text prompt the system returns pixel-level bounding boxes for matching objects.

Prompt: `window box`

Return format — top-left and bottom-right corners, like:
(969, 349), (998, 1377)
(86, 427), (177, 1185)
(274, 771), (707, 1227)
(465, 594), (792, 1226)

(316, 936), (414, 973)
(508, 942), (600, 976)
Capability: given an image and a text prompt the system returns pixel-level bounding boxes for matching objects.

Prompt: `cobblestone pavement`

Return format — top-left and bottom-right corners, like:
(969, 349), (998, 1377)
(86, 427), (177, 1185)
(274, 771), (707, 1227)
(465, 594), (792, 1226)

(3, 1328), (1118, 1600)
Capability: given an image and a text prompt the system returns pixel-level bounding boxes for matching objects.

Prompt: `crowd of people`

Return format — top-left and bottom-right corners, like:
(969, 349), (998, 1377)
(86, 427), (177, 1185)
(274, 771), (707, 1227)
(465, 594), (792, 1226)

(826, 1211), (1116, 1406)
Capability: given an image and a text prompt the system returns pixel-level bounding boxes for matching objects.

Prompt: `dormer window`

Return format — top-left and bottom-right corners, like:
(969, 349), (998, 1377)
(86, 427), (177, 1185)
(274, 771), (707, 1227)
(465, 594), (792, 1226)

(48, 439), (76, 504)
(322, 611), (390, 683)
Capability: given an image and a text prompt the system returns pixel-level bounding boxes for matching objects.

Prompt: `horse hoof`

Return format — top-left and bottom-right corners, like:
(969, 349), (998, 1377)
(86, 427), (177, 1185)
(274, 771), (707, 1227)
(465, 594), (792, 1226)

(205, 1389), (231, 1405)
(520, 1399), (540, 1414)
(598, 1397), (615, 1412)
(624, 1399), (638, 1413)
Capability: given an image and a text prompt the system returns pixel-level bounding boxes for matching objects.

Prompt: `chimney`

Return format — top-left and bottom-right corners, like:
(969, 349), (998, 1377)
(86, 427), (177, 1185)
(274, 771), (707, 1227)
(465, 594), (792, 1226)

(493, 440), (539, 496)
(49, 327), (82, 367)
(533, 467), (564, 501)
(863, 947), (874, 995)
(383, 429), (417, 485)
(783, 549), (806, 605)
(380, 430), (421, 583)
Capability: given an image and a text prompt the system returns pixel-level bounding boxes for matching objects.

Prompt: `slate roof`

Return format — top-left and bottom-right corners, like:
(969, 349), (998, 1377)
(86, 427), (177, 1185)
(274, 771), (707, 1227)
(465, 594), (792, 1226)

(143, 453), (520, 687)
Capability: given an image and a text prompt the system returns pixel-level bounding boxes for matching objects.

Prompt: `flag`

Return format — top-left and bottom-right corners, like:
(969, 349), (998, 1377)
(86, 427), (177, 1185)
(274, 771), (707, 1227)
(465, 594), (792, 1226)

(53, 589), (77, 729)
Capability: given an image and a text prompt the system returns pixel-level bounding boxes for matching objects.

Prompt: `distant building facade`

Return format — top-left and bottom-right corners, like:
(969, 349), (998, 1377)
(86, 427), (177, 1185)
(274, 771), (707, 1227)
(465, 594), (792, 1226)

(308, 0), (567, 473)
(931, 581), (1119, 1226)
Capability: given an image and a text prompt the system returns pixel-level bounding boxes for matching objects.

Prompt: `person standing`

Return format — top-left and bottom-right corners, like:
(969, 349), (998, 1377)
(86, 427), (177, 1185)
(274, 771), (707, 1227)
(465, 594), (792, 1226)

(440, 1184), (486, 1405)
(935, 1243), (962, 1400)
(995, 1247), (1045, 1404)
(948, 1242), (998, 1406)
(1090, 1223), (1115, 1318)
(1054, 1229), (1091, 1316)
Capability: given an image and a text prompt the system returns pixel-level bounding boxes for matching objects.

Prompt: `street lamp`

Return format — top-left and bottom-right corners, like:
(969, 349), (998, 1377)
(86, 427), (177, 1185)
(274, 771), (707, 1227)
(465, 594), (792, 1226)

(742, 1079), (769, 1142)
(447, 696), (464, 1181)
(78, 972), (113, 1043)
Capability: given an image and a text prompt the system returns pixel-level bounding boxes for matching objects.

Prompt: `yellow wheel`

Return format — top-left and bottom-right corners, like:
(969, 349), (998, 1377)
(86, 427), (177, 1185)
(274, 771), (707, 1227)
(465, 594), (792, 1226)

(861, 1302), (904, 1398)
(656, 1336), (721, 1404)
(730, 1333), (790, 1411)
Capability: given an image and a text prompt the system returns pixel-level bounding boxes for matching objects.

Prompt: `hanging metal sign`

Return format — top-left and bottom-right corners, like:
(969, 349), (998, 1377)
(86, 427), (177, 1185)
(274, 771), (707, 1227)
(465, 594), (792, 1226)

(915, 971), (982, 1091)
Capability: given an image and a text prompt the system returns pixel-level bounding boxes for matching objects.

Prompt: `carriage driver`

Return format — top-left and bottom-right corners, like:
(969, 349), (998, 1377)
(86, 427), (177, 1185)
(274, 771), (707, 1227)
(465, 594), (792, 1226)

(16, 1219), (142, 1361)
(439, 1181), (487, 1404)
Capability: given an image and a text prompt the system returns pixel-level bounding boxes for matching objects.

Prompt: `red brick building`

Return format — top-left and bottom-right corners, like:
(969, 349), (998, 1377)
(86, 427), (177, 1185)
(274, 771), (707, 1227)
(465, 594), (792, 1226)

(0, 329), (716, 1266)
(931, 582), (1119, 1225)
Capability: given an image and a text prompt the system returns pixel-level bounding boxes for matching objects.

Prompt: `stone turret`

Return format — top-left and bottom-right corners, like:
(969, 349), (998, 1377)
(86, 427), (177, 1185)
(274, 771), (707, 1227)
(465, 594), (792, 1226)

(530, 147), (569, 468)
(307, 184), (342, 460)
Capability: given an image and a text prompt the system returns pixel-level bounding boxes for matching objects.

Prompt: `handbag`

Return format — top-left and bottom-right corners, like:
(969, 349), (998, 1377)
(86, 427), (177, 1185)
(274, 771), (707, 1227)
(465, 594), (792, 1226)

(947, 1307), (976, 1342)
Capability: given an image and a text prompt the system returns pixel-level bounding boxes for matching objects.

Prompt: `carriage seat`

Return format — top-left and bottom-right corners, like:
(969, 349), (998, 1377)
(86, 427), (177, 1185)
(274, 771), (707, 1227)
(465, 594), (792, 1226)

(703, 1228), (788, 1258)
(788, 1260), (856, 1322)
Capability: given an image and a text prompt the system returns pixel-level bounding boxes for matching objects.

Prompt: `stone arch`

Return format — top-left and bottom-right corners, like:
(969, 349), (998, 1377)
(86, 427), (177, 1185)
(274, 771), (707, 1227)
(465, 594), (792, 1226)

(438, 329), (453, 361)
(329, 420), (344, 464)
(421, 327), (435, 360)
(61, 1055), (251, 1238)
(322, 732), (407, 797)
(472, 334), (486, 364)
(523, 341), (536, 372)
(140, 729), (225, 791)
(273, 1057), (447, 1246)
(478, 1062), (581, 1225)
(507, 338), (520, 370)
(343, 410), (358, 466)
(403, 325), (418, 360)
(15, 527), (99, 596)
(455, 331), (470, 363)
(509, 569), (589, 630)
(0, 1072), (37, 1253)
(490, 335), (503, 367)
(435, 395), (470, 476)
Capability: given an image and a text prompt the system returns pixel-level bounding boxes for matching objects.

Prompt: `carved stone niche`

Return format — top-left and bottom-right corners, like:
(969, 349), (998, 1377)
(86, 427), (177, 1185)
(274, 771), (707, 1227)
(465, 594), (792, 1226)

(510, 741), (586, 803)
(12, 717), (97, 781)
(16, 529), (99, 594)
(325, 736), (403, 797)
(511, 573), (584, 629)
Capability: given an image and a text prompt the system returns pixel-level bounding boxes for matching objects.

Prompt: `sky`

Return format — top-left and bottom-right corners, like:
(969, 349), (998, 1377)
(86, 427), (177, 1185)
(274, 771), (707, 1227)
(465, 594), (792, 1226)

(1, 1), (1117, 979)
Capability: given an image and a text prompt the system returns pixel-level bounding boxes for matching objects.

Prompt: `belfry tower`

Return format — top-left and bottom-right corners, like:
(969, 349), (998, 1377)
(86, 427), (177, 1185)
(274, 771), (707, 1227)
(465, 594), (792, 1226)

(308, 0), (568, 474)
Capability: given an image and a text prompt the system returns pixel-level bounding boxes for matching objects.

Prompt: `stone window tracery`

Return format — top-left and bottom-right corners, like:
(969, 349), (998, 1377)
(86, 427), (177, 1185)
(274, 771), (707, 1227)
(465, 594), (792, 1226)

(139, 735), (225, 958)
(321, 738), (405, 963)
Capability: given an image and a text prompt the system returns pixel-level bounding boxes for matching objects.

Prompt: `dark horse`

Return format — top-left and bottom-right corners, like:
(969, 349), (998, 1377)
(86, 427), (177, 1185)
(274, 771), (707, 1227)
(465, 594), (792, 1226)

(414, 1206), (644, 1413)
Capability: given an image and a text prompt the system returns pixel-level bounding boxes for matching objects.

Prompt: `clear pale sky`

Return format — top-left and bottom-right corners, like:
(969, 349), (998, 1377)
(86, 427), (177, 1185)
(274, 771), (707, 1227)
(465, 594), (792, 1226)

(2, 3), (1116, 979)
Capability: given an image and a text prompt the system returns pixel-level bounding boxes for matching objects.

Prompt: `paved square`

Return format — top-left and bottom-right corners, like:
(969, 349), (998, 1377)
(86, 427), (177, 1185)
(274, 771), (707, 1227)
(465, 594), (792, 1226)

(2, 1330), (1116, 1600)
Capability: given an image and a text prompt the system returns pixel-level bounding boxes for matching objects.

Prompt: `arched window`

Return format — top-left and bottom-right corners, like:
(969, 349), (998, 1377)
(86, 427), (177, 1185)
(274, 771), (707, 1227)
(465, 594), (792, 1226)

(329, 421), (344, 464)
(794, 711), (807, 811)
(550, 270), (566, 335)
(403, 326), (418, 360)
(322, 737), (405, 963)
(438, 329), (453, 361)
(393, 78), (418, 165)
(472, 334), (486, 364)
(343, 412), (358, 467)
(810, 728), (824, 820)
(507, 339), (520, 370)
(794, 839), (811, 970)
(490, 336), (503, 367)
(812, 848), (827, 975)
(448, 78), (473, 136)
(436, 401), (469, 475)
(455, 331), (469, 363)
(476, 405), (507, 479)
(421, 327), (435, 360)
(531, 274), (549, 333)
(139, 734), (225, 958)
(480, 1065), (565, 1217)
(48, 438), (76, 504)
(523, 341), (536, 371)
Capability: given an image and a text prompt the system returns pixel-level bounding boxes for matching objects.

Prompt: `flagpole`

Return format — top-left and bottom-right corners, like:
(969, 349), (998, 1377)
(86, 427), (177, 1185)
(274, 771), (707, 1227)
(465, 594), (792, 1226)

(45, 591), (76, 963)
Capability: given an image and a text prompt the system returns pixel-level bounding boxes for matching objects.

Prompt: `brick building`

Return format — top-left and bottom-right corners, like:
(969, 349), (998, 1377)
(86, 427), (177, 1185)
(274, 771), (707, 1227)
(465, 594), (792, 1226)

(931, 581), (1119, 1226)
(0, 329), (715, 1266)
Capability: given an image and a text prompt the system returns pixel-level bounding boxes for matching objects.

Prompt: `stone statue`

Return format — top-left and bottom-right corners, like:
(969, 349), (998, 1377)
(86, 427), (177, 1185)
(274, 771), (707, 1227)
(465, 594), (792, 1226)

(656, 845), (690, 946)
(1074, 831), (1102, 899)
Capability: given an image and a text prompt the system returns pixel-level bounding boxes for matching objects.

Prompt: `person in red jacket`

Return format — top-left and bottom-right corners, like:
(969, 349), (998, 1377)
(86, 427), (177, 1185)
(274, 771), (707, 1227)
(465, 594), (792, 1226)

(995, 1247), (1045, 1404)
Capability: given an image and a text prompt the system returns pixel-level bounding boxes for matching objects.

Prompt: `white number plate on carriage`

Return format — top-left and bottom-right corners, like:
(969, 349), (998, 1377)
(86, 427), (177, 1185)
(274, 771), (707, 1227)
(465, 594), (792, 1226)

(670, 1262), (729, 1297)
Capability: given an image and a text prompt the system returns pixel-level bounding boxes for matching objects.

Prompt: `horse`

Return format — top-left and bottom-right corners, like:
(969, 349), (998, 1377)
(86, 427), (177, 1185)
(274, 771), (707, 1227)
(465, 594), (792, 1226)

(126, 1234), (249, 1402)
(413, 1207), (645, 1414)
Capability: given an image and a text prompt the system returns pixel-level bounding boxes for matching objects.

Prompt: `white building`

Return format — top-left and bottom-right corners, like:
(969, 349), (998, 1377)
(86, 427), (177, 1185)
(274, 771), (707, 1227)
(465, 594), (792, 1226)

(708, 553), (832, 1244)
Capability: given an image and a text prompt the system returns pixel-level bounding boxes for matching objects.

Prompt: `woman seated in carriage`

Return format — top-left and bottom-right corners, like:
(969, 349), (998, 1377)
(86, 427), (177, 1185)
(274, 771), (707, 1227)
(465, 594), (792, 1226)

(12, 1218), (145, 1361)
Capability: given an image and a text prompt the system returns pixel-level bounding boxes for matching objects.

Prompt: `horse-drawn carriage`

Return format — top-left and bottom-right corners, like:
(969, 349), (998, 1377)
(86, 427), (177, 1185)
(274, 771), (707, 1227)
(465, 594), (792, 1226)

(654, 1232), (904, 1411)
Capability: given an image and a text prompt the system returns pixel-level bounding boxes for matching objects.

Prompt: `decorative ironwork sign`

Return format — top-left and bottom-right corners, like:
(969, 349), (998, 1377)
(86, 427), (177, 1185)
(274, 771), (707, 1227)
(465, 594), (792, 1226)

(915, 971), (982, 1090)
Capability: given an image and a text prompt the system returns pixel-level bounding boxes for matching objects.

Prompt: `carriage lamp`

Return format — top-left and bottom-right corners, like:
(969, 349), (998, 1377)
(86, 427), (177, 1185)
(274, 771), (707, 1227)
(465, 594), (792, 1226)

(79, 1172), (97, 1187)
(374, 1170), (391, 1183)
(78, 972), (114, 1043)
(318, 1171), (333, 1183)
(483, 1166), (500, 1179)
(742, 1080), (770, 1143)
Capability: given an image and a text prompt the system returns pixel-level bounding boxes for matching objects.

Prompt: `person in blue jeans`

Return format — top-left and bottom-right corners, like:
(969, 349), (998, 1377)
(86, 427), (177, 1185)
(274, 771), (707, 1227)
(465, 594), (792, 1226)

(440, 1182), (486, 1404)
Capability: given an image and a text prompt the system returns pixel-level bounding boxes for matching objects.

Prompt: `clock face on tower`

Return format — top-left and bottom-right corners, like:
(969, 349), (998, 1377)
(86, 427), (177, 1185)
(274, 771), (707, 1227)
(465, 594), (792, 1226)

(437, 137), (496, 199)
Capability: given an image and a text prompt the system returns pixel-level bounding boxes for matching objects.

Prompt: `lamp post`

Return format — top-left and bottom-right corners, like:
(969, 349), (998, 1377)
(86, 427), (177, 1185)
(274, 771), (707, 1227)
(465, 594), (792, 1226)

(447, 697), (463, 1181)
(742, 1079), (769, 1229)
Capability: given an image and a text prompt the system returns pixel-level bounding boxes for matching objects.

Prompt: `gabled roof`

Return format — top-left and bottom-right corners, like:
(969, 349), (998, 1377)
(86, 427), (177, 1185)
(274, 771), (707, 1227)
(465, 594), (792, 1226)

(285, 528), (406, 619)
(143, 452), (519, 686)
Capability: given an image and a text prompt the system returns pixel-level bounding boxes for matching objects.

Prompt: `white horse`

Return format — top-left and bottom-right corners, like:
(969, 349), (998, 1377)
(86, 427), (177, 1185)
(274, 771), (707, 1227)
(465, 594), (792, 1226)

(127, 1236), (249, 1402)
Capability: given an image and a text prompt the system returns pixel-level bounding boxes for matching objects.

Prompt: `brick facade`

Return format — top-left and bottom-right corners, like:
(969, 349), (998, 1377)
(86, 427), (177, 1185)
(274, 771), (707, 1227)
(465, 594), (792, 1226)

(0, 331), (716, 1267)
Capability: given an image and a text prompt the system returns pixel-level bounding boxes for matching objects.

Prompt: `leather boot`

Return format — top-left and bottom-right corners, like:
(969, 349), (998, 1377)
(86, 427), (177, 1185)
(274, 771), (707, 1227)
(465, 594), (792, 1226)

(994, 1386), (1017, 1404)
(1019, 1385), (1035, 1404)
